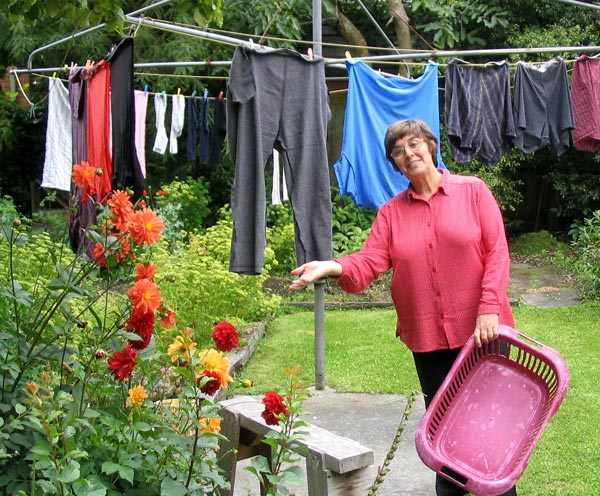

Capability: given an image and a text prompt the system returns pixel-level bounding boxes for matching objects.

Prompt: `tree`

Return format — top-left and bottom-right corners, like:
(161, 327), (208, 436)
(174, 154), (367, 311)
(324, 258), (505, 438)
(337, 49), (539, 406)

(1, 0), (223, 33)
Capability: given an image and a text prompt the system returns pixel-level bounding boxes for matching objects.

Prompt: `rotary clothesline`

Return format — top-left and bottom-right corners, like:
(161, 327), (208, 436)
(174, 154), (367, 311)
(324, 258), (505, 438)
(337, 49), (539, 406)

(18, 2), (600, 392)
(12, 12), (600, 77)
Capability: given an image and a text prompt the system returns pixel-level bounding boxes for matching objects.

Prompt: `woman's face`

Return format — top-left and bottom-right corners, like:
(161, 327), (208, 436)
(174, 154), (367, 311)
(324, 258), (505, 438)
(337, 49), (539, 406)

(390, 134), (436, 178)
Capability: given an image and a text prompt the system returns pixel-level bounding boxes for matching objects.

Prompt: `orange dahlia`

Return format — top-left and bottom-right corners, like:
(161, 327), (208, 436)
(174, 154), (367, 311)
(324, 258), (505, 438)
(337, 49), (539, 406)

(128, 278), (161, 314)
(128, 209), (164, 245)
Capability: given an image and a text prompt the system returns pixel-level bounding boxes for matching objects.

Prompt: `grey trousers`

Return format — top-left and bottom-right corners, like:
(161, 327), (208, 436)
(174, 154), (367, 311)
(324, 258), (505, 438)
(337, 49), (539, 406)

(227, 45), (332, 274)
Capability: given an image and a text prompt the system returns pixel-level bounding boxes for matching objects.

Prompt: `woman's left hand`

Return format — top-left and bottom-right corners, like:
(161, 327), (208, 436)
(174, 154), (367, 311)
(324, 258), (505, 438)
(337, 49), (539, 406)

(473, 314), (499, 347)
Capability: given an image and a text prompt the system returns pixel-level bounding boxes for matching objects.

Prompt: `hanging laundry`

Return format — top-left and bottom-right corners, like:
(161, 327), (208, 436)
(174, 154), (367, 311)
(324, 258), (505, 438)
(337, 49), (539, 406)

(198, 89), (210, 162)
(445, 59), (515, 166)
(271, 149), (289, 205)
(41, 77), (72, 191)
(134, 90), (149, 177)
(570, 55), (600, 152)
(513, 58), (574, 156)
(85, 60), (113, 202)
(334, 60), (446, 210)
(153, 92), (168, 154)
(227, 44), (332, 275)
(107, 38), (145, 198)
(169, 92), (186, 154)
(68, 67), (96, 257)
(208, 92), (227, 170)
(187, 91), (199, 161)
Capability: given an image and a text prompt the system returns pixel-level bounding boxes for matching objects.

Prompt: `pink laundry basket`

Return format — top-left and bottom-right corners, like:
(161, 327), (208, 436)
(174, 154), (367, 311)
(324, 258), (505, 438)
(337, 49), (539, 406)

(415, 325), (570, 496)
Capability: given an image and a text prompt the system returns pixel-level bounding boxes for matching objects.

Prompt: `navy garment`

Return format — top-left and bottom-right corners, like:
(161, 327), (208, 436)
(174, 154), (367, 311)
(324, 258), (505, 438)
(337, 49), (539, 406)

(334, 60), (445, 210)
(227, 44), (332, 275)
(187, 94), (199, 161)
(208, 96), (227, 169)
(199, 89), (210, 162)
(445, 60), (516, 166)
(513, 58), (574, 156)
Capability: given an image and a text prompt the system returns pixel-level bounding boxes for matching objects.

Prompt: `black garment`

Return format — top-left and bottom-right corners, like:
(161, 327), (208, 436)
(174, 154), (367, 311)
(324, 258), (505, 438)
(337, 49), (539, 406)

(208, 96), (227, 169)
(412, 349), (517, 496)
(107, 38), (145, 199)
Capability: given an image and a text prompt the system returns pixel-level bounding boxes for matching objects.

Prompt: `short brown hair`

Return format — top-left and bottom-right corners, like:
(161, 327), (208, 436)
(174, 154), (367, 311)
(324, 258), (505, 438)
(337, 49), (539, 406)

(384, 119), (438, 168)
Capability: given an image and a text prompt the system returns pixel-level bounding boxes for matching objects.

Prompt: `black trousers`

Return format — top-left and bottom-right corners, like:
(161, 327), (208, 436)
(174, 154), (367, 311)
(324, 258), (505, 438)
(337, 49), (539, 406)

(412, 348), (517, 496)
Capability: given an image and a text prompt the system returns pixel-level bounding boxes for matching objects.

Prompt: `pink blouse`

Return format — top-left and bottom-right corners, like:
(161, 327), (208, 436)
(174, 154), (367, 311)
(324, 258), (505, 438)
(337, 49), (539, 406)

(335, 169), (515, 353)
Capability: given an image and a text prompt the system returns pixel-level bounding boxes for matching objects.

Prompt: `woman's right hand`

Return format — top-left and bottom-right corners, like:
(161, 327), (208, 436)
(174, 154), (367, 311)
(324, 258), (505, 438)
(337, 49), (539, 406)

(288, 260), (342, 291)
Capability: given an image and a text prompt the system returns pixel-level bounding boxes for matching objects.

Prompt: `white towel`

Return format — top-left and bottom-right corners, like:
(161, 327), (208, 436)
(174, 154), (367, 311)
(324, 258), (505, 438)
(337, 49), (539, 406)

(41, 77), (73, 191)
(169, 94), (186, 154)
(152, 93), (168, 154)
(134, 90), (149, 177)
(271, 149), (289, 205)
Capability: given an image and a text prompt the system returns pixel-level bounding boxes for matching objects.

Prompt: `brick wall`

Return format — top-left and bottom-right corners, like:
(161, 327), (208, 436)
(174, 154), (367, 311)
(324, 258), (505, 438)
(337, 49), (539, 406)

(2, 67), (31, 109)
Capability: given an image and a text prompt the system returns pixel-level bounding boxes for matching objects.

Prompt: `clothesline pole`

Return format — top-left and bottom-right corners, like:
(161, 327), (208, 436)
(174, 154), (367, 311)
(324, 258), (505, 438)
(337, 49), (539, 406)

(312, 0), (327, 391)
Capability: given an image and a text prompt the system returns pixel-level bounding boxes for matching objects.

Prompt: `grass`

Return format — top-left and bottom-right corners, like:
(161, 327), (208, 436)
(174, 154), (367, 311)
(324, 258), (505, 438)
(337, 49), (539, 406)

(227, 303), (600, 495)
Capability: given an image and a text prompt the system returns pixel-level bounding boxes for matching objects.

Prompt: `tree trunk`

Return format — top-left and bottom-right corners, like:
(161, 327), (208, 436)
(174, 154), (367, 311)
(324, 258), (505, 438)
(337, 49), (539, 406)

(322, 0), (370, 57)
(386, 0), (412, 51)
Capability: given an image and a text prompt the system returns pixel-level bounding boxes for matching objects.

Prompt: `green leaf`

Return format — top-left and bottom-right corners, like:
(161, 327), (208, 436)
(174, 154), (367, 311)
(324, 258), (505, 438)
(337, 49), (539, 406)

(14, 403), (26, 415)
(57, 461), (80, 483)
(132, 421), (152, 432)
(160, 478), (188, 496)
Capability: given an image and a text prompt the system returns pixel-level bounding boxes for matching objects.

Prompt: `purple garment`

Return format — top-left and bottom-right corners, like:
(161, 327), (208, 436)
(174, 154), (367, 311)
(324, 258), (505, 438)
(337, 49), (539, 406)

(68, 68), (96, 257)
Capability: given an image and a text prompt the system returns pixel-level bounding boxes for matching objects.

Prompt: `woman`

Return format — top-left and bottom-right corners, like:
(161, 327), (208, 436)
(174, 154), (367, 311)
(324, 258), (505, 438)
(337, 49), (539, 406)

(288, 119), (517, 496)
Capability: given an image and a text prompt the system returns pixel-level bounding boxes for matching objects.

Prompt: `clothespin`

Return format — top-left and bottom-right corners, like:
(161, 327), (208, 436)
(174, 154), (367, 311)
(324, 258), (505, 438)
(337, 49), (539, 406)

(249, 38), (255, 49)
(191, 90), (197, 99)
(218, 90), (224, 101)
(52, 72), (57, 79)
(203, 88), (209, 101)
(307, 48), (314, 60)
(177, 87), (181, 95)
(161, 90), (166, 95)
(345, 51), (353, 60)
(144, 84), (149, 93)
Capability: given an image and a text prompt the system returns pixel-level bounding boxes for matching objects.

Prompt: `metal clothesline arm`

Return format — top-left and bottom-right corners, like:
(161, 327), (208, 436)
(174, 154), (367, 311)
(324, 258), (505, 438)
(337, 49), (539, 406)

(325, 44), (600, 68)
(26, 0), (176, 70)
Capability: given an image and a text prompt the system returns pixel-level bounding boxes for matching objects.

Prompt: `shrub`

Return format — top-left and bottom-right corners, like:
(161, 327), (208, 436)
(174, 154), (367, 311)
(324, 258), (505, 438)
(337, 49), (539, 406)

(0, 190), (270, 494)
(331, 194), (376, 257)
(568, 210), (600, 300)
(154, 177), (212, 234)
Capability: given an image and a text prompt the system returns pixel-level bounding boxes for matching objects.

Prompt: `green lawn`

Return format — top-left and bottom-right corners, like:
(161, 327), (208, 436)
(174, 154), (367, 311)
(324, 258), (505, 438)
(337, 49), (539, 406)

(229, 303), (600, 495)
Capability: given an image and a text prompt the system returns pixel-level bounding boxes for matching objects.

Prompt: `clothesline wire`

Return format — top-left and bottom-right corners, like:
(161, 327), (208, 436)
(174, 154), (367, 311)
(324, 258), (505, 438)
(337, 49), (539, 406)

(15, 12), (600, 76)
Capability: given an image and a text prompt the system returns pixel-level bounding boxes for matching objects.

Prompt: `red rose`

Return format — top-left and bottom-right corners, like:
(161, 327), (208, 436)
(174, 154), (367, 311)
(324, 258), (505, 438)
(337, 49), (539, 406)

(107, 344), (139, 382)
(126, 309), (155, 350)
(211, 321), (239, 352)
(261, 391), (289, 426)
(197, 370), (222, 396)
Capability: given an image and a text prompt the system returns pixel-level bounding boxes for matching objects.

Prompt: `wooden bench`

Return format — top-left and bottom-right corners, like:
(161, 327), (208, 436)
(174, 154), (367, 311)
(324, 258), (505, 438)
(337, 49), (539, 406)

(218, 395), (375, 495)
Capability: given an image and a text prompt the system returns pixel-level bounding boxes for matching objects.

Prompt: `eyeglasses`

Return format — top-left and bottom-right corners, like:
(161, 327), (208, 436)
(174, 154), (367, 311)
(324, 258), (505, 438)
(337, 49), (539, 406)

(390, 138), (424, 159)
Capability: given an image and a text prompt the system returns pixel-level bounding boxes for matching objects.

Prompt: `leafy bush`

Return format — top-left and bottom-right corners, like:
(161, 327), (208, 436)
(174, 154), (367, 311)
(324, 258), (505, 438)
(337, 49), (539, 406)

(154, 177), (212, 234)
(0, 189), (281, 495)
(567, 210), (600, 300)
(266, 204), (296, 273)
(331, 194), (376, 257)
(510, 230), (569, 259)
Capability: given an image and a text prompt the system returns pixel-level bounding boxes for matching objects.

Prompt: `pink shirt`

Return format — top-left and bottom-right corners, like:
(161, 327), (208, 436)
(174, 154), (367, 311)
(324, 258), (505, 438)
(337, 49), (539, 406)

(335, 169), (515, 353)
